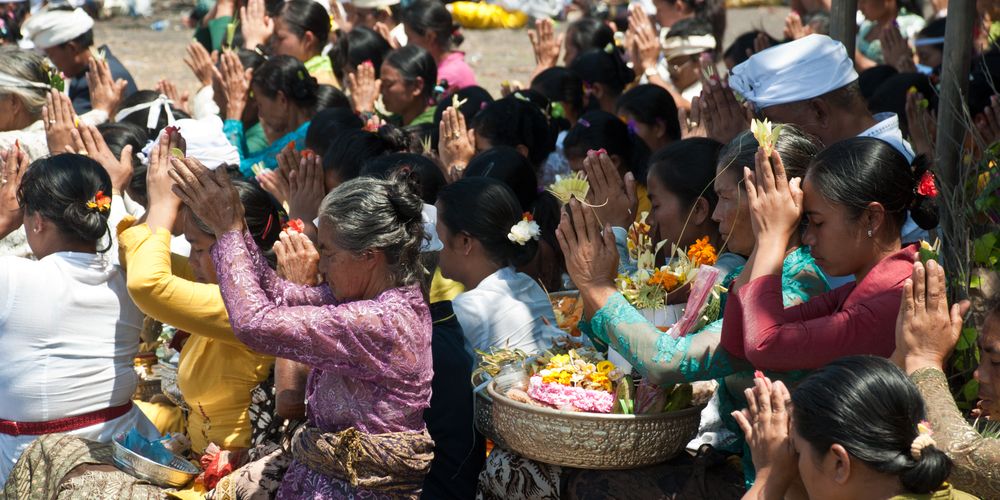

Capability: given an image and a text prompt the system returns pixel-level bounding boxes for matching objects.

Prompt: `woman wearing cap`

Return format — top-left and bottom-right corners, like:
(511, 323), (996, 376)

(0, 152), (159, 486)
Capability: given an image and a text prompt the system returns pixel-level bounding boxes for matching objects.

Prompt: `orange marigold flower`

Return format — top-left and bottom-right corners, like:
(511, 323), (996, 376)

(687, 236), (718, 266)
(648, 269), (679, 290)
(86, 190), (112, 212)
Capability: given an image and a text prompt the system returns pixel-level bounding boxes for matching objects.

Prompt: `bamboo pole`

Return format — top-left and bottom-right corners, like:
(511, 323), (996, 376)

(829, 0), (859, 56)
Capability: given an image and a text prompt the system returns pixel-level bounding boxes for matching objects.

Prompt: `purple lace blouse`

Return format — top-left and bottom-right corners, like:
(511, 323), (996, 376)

(212, 230), (433, 499)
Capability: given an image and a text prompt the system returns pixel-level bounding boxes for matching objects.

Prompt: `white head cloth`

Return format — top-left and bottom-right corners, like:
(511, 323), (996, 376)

(0, 71), (50, 90)
(139, 116), (240, 170)
(22, 8), (94, 49)
(661, 34), (716, 60)
(728, 34), (859, 111)
(116, 94), (176, 130)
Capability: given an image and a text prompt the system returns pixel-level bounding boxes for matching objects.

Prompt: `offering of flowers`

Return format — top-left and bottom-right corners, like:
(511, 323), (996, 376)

(551, 294), (584, 337)
(547, 171), (590, 204)
(918, 239), (940, 264)
(614, 212), (718, 310)
(751, 118), (784, 157)
(527, 349), (620, 413)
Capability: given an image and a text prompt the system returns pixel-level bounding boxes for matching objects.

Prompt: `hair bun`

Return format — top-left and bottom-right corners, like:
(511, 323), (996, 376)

(900, 445), (951, 494)
(909, 154), (939, 231)
(62, 200), (110, 244)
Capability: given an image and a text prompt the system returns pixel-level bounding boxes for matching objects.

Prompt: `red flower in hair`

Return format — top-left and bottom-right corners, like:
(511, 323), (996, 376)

(284, 218), (305, 234)
(916, 171), (938, 198)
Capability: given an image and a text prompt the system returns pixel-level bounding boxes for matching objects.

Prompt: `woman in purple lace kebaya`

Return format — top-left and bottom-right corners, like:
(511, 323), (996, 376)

(170, 159), (434, 499)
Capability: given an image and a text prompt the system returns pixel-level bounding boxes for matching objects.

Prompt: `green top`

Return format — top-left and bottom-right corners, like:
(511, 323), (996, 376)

(245, 122), (269, 156)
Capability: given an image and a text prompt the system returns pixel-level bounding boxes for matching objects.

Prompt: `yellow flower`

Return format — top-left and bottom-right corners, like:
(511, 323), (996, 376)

(596, 360), (615, 374)
(550, 354), (571, 366)
(558, 371), (572, 385)
(687, 236), (718, 266)
(750, 118), (784, 156)
(547, 171), (590, 204)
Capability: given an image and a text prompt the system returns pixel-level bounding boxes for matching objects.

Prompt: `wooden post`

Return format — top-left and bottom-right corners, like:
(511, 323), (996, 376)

(935, 1), (977, 301)
(934, 0), (976, 186)
(829, 0), (859, 57)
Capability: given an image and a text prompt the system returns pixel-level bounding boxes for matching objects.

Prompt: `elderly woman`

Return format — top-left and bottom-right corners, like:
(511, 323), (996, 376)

(170, 161), (434, 498)
(0, 153), (159, 487)
(892, 259), (1000, 499)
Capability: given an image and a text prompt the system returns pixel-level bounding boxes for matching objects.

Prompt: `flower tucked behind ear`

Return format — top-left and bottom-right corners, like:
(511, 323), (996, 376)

(508, 212), (540, 245)
(86, 191), (112, 212)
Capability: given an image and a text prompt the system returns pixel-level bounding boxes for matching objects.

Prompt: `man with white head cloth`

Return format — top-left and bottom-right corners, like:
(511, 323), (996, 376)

(22, 7), (137, 114)
(728, 33), (926, 247)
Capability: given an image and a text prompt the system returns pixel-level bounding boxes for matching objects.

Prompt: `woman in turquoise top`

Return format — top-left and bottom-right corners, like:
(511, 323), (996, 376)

(221, 54), (316, 178)
(575, 127), (826, 386)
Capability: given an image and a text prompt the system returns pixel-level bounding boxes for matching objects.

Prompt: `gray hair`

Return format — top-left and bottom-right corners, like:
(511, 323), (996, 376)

(717, 124), (822, 184)
(319, 175), (428, 288)
(0, 47), (49, 119)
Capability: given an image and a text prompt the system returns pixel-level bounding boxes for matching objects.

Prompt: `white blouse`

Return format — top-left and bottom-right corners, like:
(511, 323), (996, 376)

(453, 266), (565, 362)
(0, 251), (157, 480)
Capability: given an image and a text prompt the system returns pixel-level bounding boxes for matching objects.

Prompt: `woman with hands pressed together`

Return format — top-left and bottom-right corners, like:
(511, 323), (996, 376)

(220, 53), (317, 178)
(116, 131), (281, 460)
(891, 259), (1000, 499)
(170, 159), (435, 498)
(721, 137), (939, 371)
(736, 357), (974, 500)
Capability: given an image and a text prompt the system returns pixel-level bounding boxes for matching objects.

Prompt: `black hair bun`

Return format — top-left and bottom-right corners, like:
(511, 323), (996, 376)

(900, 445), (951, 494)
(62, 201), (110, 243)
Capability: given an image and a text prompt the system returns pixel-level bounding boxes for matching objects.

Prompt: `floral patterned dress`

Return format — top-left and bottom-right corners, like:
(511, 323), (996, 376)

(211, 230), (434, 499)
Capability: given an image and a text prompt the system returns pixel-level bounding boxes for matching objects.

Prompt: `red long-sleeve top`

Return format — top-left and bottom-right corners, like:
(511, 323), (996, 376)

(720, 244), (917, 371)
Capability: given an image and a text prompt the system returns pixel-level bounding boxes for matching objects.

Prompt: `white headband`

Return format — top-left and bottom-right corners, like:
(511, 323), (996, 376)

(0, 71), (51, 90)
(115, 94), (176, 129)
(661, 34), (717, 60)
(914, 37), (945, 47)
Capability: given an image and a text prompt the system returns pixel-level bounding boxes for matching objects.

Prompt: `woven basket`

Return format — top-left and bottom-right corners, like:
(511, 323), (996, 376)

(486, 381), (704, 469)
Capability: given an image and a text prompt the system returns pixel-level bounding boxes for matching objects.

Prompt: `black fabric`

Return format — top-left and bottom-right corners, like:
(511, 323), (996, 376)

(421, 300), (486, 499)
(69, 45), (138, 114)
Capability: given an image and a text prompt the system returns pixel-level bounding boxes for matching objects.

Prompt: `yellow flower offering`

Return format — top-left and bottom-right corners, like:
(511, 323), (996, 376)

(687, 236), (718, 266)
(750, 118), (784, 157)
(547, 171), (590, 204)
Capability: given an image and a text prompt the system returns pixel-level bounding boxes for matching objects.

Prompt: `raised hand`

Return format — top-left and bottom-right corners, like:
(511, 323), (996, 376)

(43, 90), (79, 155)
(275, 231), (321, 285)
(905, 88), (937, 158)
(156, 79), (191, 115)
(783, 12), (812, 41)
(627, 6), (660, 78)
(260, 142), (296, 205)
(437, 106), (475, 182)
(680, 96), (707, 138)
(87, 57), (128, 116)
(346, 61), (379, 114)
(891, 260), (971, 374)
(556, 198), (618, 293)
(744, 147), (802, 243)
(700, 78), (751, 145)
(219, 50), (251, 120)
(528, 18), (563, 77)
(0, 144), (29, 237)
(145, 132), (184, 232)
(732, 377), (798, 498)
(374, 21), (400, 49)
(184, 42), (218, 87)
(169, 157), (245, 236)
(975, 95), (1000, 150)
(240, 0), (274, 49)
(583, 149), (637, 229)
(287, 150), (326, 223)
(879, 25), (916, 73)
(71, 124), (133, 193)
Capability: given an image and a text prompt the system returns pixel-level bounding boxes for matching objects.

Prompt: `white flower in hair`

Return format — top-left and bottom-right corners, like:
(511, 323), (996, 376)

(508, 212), (541, 246)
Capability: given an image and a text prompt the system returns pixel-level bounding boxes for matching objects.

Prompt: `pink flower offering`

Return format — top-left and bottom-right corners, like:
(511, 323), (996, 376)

(527, 376), (615, 413)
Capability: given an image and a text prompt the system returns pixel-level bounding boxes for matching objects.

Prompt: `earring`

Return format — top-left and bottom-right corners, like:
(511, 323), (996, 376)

(867, 229), (873, 238)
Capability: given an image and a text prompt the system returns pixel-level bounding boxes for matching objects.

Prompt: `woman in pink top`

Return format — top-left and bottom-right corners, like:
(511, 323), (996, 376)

(720, 137), (939, 371)
(403, 0), (477, 95)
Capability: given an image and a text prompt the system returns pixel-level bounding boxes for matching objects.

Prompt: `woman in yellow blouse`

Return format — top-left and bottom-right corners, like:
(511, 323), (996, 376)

(119, 135), (282, 455)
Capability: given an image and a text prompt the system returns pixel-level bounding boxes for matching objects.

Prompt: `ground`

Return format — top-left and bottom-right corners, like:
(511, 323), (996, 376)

(94, 3), (790, 100)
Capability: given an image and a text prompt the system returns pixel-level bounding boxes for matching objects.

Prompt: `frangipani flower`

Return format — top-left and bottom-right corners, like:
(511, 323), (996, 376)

(751, 118), (784, 157)
(508, 212), (541, 245)
(547, 171), (590, 204)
